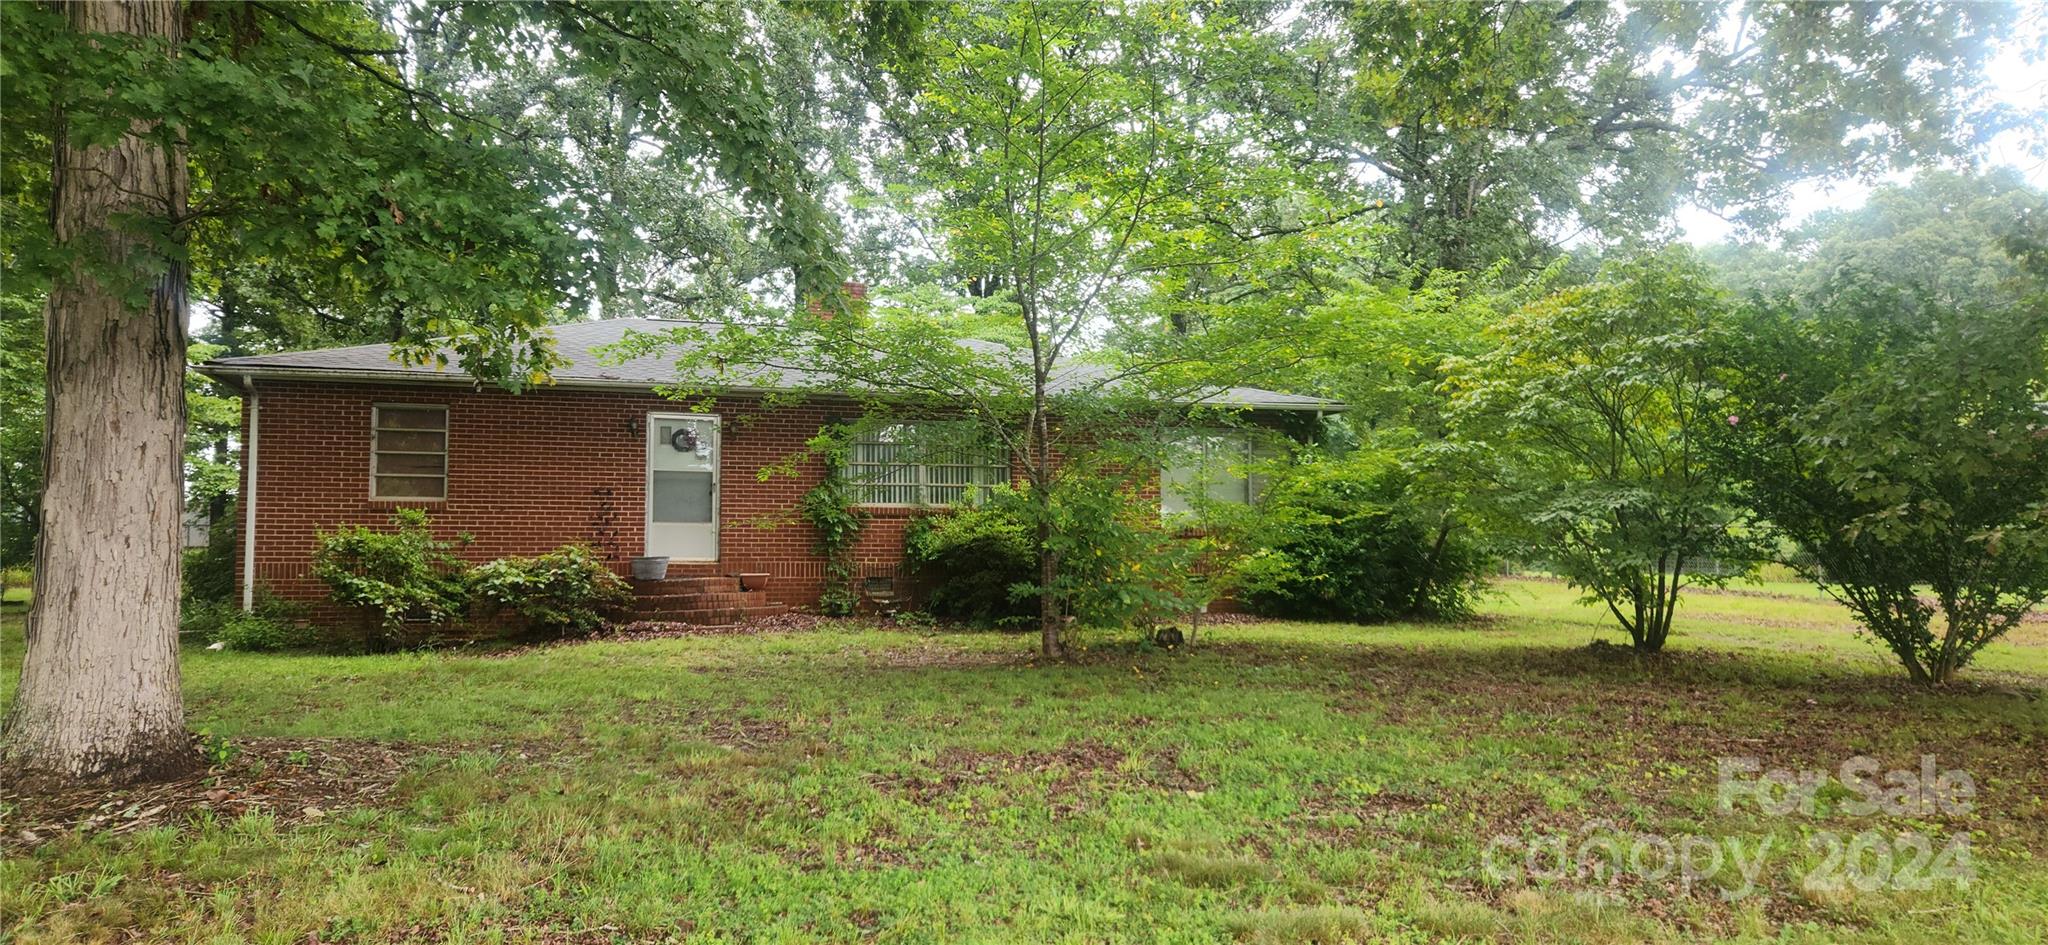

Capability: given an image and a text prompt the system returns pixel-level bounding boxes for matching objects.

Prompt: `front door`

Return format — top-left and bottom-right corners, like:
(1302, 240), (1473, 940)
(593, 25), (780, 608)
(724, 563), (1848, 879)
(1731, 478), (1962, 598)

(646, 413), (719, 561)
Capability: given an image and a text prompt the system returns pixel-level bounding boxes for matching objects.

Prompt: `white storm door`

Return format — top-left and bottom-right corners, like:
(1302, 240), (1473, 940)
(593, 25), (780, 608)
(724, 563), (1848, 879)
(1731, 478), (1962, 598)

(646, 413), (720, 561)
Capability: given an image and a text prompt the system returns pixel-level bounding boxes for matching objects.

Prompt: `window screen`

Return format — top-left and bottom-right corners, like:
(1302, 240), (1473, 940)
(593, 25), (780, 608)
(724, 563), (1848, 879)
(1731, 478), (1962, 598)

(1161, 433), (1261, 515)
(842, 422), (1008, 506)
(651, 470), (715, 523)
(371, 405), (448, 500)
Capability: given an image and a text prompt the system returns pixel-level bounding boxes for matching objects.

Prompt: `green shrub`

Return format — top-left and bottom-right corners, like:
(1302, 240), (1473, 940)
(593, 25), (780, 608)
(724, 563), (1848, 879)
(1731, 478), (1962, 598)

(469, 544), (631, 638)
(1712, 289), (2048, 683)
(1241, 452), (1489, 622)
(215, 610), (316, 651)
(181, 596), (315, 651)
(904, 500), (1035, 625)
(179, 600), (235, 641)
(1, 565), (28, 611)
(181, 516), (238, 604)
(312, 508), (469, 649)
(1044, 476), (1205, 629)
(906, 480), (1203, 629)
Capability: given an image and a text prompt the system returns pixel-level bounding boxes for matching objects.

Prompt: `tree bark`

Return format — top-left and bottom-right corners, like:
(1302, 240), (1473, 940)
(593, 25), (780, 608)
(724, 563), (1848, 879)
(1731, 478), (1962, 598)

(2, 0), (198, 788)
(1037, 512), (1061, 660)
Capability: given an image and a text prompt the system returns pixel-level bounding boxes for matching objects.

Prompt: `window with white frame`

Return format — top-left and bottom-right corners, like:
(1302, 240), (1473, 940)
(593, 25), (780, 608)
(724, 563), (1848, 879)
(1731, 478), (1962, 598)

(371, 404), (448, 499)
(1161, 432), (1265, 516)
(842, 422), (1008, 506)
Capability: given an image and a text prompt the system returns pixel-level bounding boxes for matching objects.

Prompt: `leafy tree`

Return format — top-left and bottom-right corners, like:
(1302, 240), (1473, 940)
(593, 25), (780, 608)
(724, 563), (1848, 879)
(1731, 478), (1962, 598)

(1714, 274), (2048, 684)
(1702, 168), (2048, 682)
(403, 2), (903, 320)
(1445, 251), (1757, 651)
(1, 0), (907, 787)
(1704, 168), (2048, 306)
(627, 1), (1347, 658)
(184, 343), (241, 520)
(0, 298), (42, 567)
(1239, 2), (2025, 273)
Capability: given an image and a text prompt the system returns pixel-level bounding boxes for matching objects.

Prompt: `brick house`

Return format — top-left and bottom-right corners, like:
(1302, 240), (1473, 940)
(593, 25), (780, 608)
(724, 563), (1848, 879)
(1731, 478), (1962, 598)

(199, 317), (1339, 623)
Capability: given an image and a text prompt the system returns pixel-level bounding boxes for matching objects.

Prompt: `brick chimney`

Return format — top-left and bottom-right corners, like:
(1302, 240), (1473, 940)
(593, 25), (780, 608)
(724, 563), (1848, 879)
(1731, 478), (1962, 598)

(808, 281), (867, 320)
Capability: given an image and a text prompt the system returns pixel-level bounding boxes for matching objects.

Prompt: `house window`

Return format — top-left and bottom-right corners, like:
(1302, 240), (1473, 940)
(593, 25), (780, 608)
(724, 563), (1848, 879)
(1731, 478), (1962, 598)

(371, 404), (448, 500)
(1161, 432), (1263, 516)
(843, 422), (1008, 506)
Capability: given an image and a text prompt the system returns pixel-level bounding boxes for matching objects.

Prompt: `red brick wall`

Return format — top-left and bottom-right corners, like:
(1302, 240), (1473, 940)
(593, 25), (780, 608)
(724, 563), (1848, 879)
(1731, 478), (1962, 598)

(235, 380), (932, 617)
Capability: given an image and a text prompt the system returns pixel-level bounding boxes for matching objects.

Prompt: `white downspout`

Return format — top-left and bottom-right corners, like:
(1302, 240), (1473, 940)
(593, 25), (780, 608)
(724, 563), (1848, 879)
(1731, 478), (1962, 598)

(241, 377), (260, 612)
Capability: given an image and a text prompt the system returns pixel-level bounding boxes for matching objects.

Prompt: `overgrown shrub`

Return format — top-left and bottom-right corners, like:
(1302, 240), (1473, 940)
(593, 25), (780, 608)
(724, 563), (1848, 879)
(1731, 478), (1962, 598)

(469, 544), (630, 638)
(180, 596), (315, 651)
(214, 610), (316, 651)
(312, 508), (469, 649)
(906, 481), (1202, 629)
(1045, 476), (1206, 629)
(178, 600), (235, 641)
(181, 514), (238, 604)
(904, 500), (1035, 625)
(1239, 452), (1489, 622)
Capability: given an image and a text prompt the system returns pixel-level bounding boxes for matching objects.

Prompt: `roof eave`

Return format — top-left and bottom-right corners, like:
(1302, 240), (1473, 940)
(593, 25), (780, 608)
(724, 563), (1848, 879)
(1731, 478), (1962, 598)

(196, 363), (1347, 413)
(195, 363), (777, 396)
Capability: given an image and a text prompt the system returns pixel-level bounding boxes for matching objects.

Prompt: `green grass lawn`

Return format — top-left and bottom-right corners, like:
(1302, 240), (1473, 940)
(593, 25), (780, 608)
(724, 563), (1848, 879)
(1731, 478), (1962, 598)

(2, 579), (2043, 943)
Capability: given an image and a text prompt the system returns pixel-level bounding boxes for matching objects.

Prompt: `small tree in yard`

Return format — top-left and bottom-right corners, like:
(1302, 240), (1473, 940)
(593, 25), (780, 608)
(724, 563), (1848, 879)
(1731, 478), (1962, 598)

(1444, 252), (1758, 652)
(1715, 289), (2048, 684)
(624, 2), (1358, 657)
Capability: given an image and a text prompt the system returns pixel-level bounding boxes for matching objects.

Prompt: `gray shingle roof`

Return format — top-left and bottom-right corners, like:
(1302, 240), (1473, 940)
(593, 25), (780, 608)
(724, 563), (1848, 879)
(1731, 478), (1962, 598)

(200, 317), (1344, 412)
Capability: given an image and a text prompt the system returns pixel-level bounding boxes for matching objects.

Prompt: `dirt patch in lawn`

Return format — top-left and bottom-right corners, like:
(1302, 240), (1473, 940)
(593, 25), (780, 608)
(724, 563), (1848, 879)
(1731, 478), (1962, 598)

(1330, 644), (2048, 844)
(1290, 642), (2047, 934)
(1, 737), (424, 852)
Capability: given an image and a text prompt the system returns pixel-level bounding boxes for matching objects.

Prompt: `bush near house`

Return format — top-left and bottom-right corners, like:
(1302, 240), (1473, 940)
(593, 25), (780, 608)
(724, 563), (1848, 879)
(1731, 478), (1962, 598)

(904, 500), (1035, 626)
(469, 544), (631, 639)
(906, 481), (1203, 630)
(311, 509), (472, 650)
(181, 515), (238, 605)
(310, 511), (634, 649)
(179, 596), (316, 652)
(1239, 452), (1490, 622)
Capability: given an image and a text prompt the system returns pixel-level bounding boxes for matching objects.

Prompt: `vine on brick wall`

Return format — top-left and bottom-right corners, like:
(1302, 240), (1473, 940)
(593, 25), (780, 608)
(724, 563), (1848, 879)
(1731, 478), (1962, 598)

(801, 428), (867, 616)
(588, 486), (621, 562)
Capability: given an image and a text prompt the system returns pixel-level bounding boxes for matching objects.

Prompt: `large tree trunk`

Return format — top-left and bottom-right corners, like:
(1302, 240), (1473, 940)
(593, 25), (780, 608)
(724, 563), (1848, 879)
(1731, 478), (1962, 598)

(2, 0), (197, 788)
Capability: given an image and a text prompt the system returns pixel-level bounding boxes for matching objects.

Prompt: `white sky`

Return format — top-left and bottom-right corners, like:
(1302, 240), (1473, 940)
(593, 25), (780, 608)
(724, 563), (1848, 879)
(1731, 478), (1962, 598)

(1678, 5), (2048, 245)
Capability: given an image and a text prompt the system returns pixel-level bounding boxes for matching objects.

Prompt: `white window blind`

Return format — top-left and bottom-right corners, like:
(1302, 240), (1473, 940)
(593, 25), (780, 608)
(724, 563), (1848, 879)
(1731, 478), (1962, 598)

(843, 422), (1008, 506)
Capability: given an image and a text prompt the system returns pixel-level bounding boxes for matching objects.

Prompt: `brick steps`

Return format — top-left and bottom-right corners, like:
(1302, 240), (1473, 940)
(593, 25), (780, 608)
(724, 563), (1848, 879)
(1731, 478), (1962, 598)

(635, 576), (742, 595)
(633, 592), (766, 612)
(629, 575), (785, 624)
